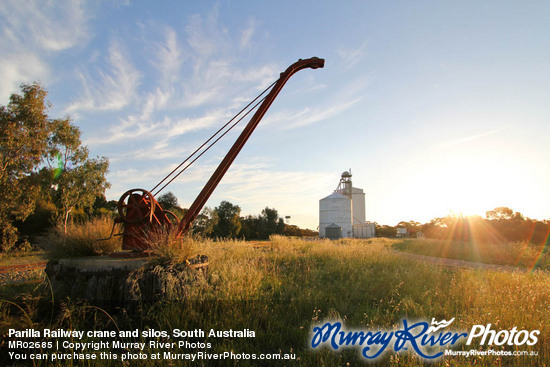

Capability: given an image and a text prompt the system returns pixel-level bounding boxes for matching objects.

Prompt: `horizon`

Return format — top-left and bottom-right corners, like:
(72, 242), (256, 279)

(1, 1), (549, 230)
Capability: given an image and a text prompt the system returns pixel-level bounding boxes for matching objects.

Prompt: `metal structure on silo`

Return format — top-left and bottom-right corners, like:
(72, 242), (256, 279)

(336, 170), (365, 225)
(338, 171), (353, 198)
(319, 192), (352, 238)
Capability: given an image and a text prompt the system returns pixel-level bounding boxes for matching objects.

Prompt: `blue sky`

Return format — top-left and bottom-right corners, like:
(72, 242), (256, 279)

(1, 1), (549, 230)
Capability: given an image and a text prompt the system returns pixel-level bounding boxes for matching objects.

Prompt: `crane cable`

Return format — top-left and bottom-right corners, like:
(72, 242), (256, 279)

(151, 95), (269, 196)
(150, 79), (278, 196)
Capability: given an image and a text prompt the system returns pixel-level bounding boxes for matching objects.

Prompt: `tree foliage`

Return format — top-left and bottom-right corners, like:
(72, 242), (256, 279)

(0, 84), (52, 250)
(39, 113), (110, 233)
(212, 201), (241, 238)
(411, 207), (550, 245)
(0, 83), (110, 248)
(158, 192), (179, 209)
(240, 207), (285, 240)
(193, 207), (219, 237)
(157, 191), (184, 219)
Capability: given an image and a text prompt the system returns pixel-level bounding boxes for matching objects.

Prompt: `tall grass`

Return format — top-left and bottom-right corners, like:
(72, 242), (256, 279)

(141, 226), (197, 265)
(1, 238), (548, 366)
(393, 238), (550, 270)
(39, 217), (122, 260)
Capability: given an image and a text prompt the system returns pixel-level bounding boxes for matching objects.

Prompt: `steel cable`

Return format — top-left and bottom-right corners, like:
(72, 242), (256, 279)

(150, 80), (277, 196)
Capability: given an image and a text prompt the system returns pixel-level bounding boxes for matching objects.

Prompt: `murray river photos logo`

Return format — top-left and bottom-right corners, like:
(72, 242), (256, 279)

(310, 318), (540, 360)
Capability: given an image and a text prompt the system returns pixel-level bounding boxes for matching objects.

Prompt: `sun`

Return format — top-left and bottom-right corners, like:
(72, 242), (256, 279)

(398, 150), (527, 223)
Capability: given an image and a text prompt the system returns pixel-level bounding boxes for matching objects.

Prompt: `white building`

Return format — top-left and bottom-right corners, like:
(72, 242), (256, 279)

(319, 170), (375, 239)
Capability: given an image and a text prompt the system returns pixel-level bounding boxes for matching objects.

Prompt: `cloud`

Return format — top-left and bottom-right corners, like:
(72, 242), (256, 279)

(437, 126), (510, 148)
(66, 40), (141, 112)
(85, 105), (231, 147)
(287, 98), (362, 129)
(155, 27), (184, 88)
(212, 162), (335, 228)
(0, 0), (90, 52)
(240, 18), (259, 49)
(0, 0), (90, 101)
(262, 97), (362, 130)
(185, 8), (229, 59)
(0, 54), (49, 103)
(117, 13), (277, 136)
(337, 41), (369, 68)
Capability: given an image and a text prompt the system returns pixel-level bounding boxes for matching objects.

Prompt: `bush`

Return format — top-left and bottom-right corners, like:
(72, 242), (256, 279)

(40, 217), (121, 260)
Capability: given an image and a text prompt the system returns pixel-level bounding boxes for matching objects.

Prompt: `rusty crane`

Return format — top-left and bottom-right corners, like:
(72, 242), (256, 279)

(115, 57), (325, 251)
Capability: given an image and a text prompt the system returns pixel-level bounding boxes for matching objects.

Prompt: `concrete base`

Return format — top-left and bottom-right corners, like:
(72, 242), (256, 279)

(45, 255), (208, 304)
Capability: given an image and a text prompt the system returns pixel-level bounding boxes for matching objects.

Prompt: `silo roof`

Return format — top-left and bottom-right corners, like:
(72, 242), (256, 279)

(320, 192), (350, 201)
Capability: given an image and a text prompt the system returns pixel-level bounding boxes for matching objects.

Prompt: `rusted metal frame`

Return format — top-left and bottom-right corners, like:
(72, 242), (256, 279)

(176, 57), (325, 237)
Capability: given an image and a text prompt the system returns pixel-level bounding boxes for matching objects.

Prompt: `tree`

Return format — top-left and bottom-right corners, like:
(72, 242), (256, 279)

(0, 83), (111, 248)
(258, 207), (284, 239)
(212, 201), (241, 239)
(486, 207), (514, 221)
(91, 196), (118, 217)
(193, 207), (219, 237)
(397, 220), (421, 237)
(54, 156), (110, 232)
(157, 191), (185, 219)
(0, 84), (52, 250)
(40, 117), (110, 232)
(157, 191), (179, 209)
(375, 223), (396, 238)
(240, 215), (260, 239)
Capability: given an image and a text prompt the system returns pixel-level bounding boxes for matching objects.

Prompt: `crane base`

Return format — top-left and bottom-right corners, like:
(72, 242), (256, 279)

(45, 255), (208, 305)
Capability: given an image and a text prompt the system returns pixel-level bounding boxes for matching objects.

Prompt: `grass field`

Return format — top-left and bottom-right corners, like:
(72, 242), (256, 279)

(1, 237), (549, 366)
(393, 238), (550, 270)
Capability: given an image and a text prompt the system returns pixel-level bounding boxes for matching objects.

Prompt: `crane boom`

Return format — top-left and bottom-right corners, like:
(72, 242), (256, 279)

(176, 57), (324, 237)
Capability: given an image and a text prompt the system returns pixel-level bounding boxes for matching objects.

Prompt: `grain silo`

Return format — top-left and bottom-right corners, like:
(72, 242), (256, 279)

(319, 192), (353, 238)
(319, 170), (375, 239)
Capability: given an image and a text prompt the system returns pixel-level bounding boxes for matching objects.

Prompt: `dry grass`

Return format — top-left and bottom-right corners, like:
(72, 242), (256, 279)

(393, 238), (550, 270)
(39, 217), (121, 260)
(140, 226), (198, 265)
(1, 237), (548, 366)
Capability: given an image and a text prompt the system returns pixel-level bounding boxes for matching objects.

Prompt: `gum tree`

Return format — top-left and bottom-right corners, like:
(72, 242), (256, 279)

(0, 83), (110, 249)
(42, 117), (110, 233)
(0, 84), (51, 250)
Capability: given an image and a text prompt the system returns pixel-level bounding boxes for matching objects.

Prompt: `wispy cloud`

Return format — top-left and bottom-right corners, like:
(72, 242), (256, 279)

(84, 10), (278, 145)
(263, 97), (362, 130)
(437, 126), (510, 148)
(0, 0), (90, 101)
(286, 97), (362, 129)
(337, 41), (369, 69)
(240, 18), (259, 49)
(0, 0), (90, 52)
(185, 7), (228, 59)
(155, 27), (184, 88)
(66, 40), (141, 112)
(85, 106), (230, 147)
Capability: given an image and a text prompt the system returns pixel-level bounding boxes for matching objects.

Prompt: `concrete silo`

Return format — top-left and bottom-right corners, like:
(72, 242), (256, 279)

(319, 170), (375, 239)
(319, 192), (353, 238)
